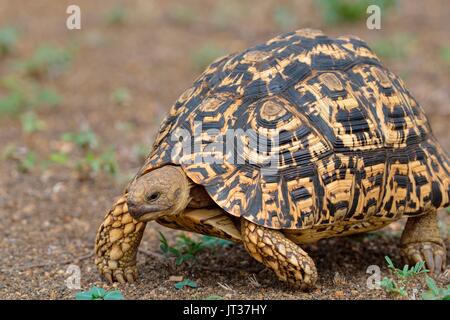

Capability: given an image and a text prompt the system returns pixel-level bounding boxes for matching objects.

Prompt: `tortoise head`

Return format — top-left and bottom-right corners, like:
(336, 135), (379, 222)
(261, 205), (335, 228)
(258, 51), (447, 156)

(127, 165), (191, 222)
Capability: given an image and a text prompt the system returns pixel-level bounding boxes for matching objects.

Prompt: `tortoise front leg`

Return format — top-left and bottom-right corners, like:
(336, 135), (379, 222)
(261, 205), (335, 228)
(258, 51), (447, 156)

(401, 209), (446, 275)
(95, 194), (146, 283)
(241, 218), (318, 289)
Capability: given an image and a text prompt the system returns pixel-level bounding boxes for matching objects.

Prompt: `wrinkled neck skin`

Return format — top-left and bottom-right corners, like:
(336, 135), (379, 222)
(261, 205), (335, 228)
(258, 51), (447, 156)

(126, 165), (191, 222)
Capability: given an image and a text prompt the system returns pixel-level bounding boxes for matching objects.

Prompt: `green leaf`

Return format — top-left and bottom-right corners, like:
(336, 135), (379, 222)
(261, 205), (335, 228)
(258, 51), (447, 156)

(174, 279), (197, 290)
(384, 256), (395, 269)
(75, 291), (95, 300)
(91, 286), (106, 298)
(103, 290), (124, 300)
(425, 276), (440, 296)
(402, 264), (409, 276)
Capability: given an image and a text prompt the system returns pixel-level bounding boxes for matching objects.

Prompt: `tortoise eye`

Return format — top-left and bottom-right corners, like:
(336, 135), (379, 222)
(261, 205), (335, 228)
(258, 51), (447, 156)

(146, 192), (160, 202)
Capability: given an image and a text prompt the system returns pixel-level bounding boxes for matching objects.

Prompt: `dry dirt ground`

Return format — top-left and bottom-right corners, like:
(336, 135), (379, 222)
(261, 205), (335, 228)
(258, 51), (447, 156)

(0, 0), (449, 300)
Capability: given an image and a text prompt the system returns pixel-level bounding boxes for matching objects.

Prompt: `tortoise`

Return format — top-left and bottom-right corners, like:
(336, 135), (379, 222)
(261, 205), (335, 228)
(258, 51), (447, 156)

(95, 29), (449, 288)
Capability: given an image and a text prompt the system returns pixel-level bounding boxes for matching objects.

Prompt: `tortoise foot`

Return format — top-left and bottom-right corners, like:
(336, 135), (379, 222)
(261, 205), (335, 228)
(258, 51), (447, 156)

(402, 241), (446, 275)
(94, 194), (146, 283)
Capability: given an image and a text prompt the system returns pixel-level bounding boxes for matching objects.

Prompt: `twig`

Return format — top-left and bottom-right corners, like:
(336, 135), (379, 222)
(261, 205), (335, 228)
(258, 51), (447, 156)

(217, 282), (236, 292)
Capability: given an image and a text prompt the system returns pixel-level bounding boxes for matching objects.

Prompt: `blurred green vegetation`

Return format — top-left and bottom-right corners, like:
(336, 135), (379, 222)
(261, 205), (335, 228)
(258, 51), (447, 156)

(62, 129), (98, 151)
(133, 143), (149, 162)
(0, 75), (61, 115)
(2, 145), (37, 173)
(17, 45), (73, 79)
(372, 33), (415, 60)
(192, 43), (227, 71)
(318, 0), (397, 24)
(169, 4), (196, 26)
(20, 111), (45, 134)
(0, 26), (20, 56)
(111, 87), (132, 106)
(105, 5), (127, 26)
(441, 46), (450, 67)
(62, 129), (118, 179)
(272, 5), (298, 31)
(211, 2), (241, 29)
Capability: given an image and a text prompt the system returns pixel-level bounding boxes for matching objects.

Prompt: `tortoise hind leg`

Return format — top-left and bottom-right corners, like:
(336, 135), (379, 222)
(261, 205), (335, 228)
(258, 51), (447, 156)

(401, 209), (446, 275)
(240, 218), (317, 289)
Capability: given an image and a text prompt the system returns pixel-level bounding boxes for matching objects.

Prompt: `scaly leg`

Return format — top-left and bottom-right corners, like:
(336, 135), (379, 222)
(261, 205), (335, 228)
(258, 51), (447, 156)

(95, 194), (146, 283)
(401, 209), (446, 274)
(241, 218), (318, 289)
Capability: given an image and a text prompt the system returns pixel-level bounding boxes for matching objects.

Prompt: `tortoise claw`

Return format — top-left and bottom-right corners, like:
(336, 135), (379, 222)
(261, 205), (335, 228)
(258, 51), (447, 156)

(104, 272), (113, 283)
(402, 241), (446, 275)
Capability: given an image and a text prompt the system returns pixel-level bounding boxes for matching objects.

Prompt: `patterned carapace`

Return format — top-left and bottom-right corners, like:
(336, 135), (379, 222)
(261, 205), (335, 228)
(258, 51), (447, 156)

(138, 29), (450, 230)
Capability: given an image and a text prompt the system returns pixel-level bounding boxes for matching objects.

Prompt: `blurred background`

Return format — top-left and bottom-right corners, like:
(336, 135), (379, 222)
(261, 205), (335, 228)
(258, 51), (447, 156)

(0, 0), (448, 299)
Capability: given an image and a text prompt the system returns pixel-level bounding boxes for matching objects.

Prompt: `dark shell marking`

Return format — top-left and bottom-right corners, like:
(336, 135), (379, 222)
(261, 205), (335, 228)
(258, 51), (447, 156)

(140, 29), (450, 230)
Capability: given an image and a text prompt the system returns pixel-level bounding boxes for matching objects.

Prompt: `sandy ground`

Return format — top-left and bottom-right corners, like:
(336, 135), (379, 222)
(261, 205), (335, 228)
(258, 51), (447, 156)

(0, 0), (449, 300)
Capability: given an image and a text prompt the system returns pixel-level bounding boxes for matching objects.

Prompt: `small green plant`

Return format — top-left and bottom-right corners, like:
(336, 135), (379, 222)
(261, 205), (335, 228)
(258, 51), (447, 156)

(62, 129), (98, 151)
(385, 256), (428, 278)
(421, 275), (450, 300)
(20, 111), (45, 133)
(159, 232), (197, 265)
(160, 232), (232, 265)
(105, 5), (127, 26)
(62, 129), (118, 179)
(192, 43), (227, 71)
(111, 87), (131, 106)
(378, 277), (407, 296)
(318, 0), (397, 25)
(18, 45), (72, 78)
(174, 279), (197, 290)
(75, 286), (124, 300)
(378, 256), (430, 298)
(272, 6), (297, 31)
(0, 26), (19, 56)
(76, 148), (118, 178)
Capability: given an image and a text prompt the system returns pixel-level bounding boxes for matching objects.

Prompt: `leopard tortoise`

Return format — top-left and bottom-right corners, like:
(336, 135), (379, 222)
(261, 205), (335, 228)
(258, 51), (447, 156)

(95, 29), (449, 289)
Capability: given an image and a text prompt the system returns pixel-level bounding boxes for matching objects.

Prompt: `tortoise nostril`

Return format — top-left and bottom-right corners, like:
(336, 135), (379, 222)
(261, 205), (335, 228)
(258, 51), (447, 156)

(127, 199), (139, 217)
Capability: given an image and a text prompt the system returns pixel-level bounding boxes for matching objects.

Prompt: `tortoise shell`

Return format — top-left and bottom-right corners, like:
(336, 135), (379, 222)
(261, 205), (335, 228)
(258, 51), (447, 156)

(138, 29), (450, 230)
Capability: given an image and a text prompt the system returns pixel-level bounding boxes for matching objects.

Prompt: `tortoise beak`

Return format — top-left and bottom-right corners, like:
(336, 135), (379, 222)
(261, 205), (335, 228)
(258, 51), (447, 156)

(127, 200), (170, 221)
